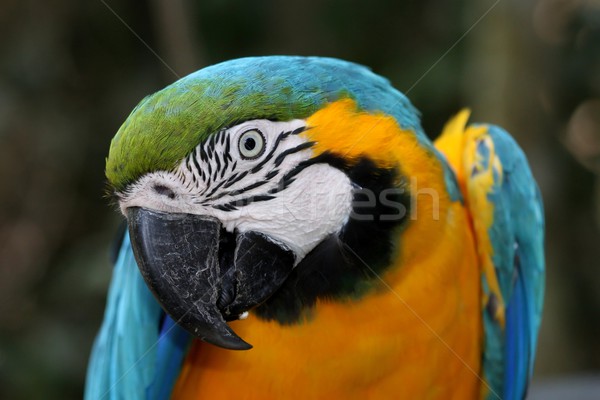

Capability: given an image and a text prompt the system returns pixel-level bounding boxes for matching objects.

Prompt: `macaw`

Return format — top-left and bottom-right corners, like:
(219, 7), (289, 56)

(85, 56), (544, 399)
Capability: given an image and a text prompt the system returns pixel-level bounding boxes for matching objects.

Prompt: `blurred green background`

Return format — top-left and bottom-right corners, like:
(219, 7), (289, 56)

(1, 0), (599, 398)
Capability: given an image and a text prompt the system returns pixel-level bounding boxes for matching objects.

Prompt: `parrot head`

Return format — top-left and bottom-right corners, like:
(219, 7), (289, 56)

(106, 56), (447, 350)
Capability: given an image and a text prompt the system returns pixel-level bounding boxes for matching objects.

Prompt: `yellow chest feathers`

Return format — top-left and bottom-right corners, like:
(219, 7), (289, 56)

(173, 100), (483, 398)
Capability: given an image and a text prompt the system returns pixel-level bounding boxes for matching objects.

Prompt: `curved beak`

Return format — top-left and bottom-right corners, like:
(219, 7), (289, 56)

(126, 207), (295, 350)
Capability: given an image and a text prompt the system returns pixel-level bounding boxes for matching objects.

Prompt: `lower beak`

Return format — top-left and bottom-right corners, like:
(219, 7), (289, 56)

(126, 207), (295, 350)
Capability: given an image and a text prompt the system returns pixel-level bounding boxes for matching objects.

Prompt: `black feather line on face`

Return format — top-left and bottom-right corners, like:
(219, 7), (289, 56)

(179, 127), (308, 208)
(199, 146), (208, 163)
(201, 179), (228, 200)
(218, 130), (227, 145)
(265, 170), (279, 180)
(222, 171), (246, 189)
(254, 153), (410, 324)
(204, 129), (304, 203)
(212, 147), (327, 209)
(209, 144), (214, 160)
(221, 143), (230, 173)
(191, 150), (202, 182)
(273, 141), (316, 167)
(214, 150), (222, 172)
(249, 131), (290, 174)
(213, 203), (238, 211)
(291, 126), (308, 135)
(230, 194), (275, 207)
(221, 179), (271, 199)
(224, 138), (232, 162)
(205, 157), (213, 179)
(211, 162), (220, 182)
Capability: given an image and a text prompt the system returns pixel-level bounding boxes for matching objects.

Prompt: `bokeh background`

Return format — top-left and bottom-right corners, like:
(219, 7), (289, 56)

(1, 0), (599, 398)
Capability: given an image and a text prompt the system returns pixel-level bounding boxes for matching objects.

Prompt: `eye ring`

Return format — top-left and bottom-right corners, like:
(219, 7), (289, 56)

(238, 129), (266, 159)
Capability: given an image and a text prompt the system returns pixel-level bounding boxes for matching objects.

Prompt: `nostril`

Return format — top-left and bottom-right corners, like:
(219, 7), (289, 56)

(153, 184), (176, 199)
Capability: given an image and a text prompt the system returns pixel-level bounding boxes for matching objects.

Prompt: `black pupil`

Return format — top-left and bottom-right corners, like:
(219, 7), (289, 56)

(244, 136), (256, 151)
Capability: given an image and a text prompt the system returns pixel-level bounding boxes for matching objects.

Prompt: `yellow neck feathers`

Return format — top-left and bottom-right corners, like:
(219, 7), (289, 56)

(172, 100), (483, 399)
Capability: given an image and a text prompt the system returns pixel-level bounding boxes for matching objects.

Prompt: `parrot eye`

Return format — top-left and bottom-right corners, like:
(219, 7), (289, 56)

(238, 129), (265, 159)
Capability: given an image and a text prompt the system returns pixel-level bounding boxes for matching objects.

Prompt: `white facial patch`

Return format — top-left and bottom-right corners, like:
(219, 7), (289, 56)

(224, 163), (353, 259)
(118, 119), (354, 262)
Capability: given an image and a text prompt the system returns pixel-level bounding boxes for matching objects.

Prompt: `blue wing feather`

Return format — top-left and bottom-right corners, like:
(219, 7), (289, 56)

(85, 232), (191, 400)
(482, 125), (545, 400)
(438, 117), (545, 399)
(146, 316), (190, 400)
(504, 264), (529, 400)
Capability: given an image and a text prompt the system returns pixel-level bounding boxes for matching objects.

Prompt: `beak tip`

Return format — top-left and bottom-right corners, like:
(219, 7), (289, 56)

(202, 333), (253, 351)
(233, 341), (254, 351)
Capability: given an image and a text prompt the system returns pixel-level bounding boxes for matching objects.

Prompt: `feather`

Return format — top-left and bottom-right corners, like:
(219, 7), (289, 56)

(436, 115), (545, 400)
(85, 232), (190, 400)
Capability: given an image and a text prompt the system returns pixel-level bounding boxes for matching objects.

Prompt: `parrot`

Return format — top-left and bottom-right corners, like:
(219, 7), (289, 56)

(85, 56), (545, 399)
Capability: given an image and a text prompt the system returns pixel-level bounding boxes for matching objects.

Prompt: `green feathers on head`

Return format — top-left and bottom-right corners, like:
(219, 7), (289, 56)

(106, 56), (424, 192)
(106, 77), (318, 192)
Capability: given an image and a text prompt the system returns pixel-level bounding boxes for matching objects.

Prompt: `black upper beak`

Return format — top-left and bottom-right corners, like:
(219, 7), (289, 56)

(126, 207), (295, 350)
